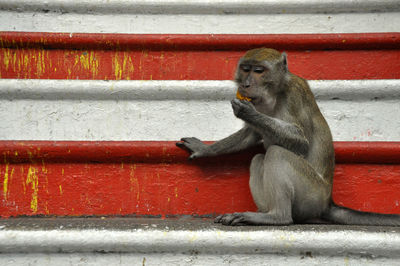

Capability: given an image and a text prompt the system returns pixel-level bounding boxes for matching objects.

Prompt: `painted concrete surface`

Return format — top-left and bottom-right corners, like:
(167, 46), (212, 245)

(2, 0), (399, 14)
(0, 218), (400, 265)
(2, 11), (399, 34)
(0, 0), (399, 34)
(0, 79), (399, 141)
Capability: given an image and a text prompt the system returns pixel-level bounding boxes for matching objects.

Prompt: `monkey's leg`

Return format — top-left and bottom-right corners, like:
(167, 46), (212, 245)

(215, 145), (329, 226)
(215, 149), (293, 225)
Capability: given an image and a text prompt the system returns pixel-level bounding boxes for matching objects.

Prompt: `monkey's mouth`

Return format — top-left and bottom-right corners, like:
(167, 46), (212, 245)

(237, 88), (255, 101)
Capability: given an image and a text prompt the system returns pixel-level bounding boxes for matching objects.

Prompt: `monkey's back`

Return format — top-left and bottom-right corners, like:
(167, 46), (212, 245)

(287, 74), (335, 182)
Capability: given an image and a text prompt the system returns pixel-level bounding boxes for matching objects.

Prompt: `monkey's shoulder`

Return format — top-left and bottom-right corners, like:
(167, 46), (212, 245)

(287, 74), (312, 95)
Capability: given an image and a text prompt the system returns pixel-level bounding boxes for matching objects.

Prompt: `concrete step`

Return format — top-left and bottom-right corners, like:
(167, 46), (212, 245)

(1, 1), (399, 34)
(1, 3), (400, 265)
(1, 141), (400, 217)
(0, 217), (400, 265)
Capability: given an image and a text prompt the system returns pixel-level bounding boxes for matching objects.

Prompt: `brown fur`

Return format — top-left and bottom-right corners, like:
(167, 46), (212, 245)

(177, 48), (400, 226)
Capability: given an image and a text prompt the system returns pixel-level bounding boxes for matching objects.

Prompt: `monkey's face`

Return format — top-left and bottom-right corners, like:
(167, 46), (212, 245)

(235, 49), (289, 105)
(235, 60), (274, 103)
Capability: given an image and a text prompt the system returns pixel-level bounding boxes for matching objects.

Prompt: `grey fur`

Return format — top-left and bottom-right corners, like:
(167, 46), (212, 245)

(177, 48), (400, 226)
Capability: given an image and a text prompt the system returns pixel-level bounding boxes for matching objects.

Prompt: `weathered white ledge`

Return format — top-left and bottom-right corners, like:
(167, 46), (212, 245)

(1, 228), (400, 256)
(1, 79), (399, 141)
(0, 218), (399, 265)
(1, 79), (399, 101)
(1, 0), (398, 14)
(0, 224), (400, 265)
(2, 5), (398, 34)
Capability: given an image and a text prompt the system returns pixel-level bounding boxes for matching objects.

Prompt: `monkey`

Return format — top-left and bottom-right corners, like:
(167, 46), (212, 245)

(176, 48), (400, 226)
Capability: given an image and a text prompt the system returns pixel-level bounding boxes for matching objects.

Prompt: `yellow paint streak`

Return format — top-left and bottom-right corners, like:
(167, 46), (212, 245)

(59, 185), (63, 195)
(26, 166), (39, 213)
(21, 166), (26, 194)
(3, 49), (12, 70)
(129, 165), (140, 200)
(175, 187), (178, 198)
(27, 151), (34, 162)
(113, 53), (122, 80)
(41, 159), (48, 174)
(3, 163), (9, 200)
(127, 55), (134, 80)
(75, 51), (99, 78)
(44, 201), (49, 214)
(14, 51), (31, 78)
(113, 52), (134, 80)
(35, 50), (46, 77)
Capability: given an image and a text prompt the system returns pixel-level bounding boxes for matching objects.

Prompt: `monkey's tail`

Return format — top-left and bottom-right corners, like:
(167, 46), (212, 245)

(322, 203), (400, 226)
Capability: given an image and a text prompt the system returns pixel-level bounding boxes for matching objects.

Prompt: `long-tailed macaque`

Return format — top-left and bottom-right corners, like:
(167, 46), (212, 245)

(176, 48), (400, 226)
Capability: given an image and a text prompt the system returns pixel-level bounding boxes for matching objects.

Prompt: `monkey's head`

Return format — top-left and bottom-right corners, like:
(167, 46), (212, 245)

(235, 48), (289, 104)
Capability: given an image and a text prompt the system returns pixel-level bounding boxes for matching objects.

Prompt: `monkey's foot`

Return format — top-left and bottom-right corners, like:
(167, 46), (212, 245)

(214, 212), (263, 226)
(214, 212), (293, 226)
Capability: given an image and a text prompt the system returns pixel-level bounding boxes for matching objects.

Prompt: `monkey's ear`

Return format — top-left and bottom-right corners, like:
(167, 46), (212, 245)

(281, 52), (288, 72)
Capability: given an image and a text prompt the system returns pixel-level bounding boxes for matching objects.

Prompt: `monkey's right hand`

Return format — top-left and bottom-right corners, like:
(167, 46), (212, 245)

(176, 137), (214, 160)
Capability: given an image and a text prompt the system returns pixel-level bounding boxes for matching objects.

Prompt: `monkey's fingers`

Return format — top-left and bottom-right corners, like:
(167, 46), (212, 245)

(231, 99), (244, 117)
(214, 215), (223, 223)
(176, 142), (190, 152)
(175, 141), (187, 149)
(176, 139), (203, 160)
(230, 215), (245, 226)
(220, 214), (237, 225)
(215, 213), (234, 225)
(176, 138), (196, 150)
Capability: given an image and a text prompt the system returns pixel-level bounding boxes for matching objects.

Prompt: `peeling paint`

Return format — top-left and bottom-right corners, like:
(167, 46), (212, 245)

(0, 141), (399, 217)
(113, 52), (135, 80)
(26, 166), (39, 213)
(74, 51), (99, 79)
(129, 164), (140, 201)
(2, 48), (11, 70)
(41, 159), (47, 174)
(2, 163), (13, 200)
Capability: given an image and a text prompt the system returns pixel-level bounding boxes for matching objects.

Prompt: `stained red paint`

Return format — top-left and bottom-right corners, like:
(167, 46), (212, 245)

(1, 32), (399, 80)
(1, 141), (400, 218)
(1, 32), (399, 50)
(1, 32), (399, 218)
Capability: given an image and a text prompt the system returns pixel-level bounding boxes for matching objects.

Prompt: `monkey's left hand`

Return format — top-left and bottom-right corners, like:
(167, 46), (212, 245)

(231, 99), (256, 119)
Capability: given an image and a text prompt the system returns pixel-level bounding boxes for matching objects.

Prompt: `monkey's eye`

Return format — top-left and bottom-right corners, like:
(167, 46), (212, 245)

(240, 65), (251, 72)
(253, 66), (265, 74)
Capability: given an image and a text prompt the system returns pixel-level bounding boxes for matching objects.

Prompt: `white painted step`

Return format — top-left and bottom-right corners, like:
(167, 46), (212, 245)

(0, 0), (399, 33)
(0, 218), (399, 265)
(1, 79), (399, 141)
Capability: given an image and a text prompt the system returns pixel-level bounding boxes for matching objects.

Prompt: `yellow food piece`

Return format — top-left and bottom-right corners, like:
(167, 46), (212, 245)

(236, 91), (251, 101)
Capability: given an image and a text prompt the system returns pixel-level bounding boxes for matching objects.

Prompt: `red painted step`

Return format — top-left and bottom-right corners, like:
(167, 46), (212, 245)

(1, 141), (400, 218)
(1, 32), (400, 80)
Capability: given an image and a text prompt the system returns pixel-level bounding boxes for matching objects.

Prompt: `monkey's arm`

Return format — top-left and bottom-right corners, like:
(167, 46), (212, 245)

(231, 99), (309, 156)
(176, 126), (261, 160)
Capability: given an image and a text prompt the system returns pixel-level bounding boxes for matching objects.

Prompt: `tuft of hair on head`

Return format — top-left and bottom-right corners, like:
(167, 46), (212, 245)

(243, 48), (282, 62)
